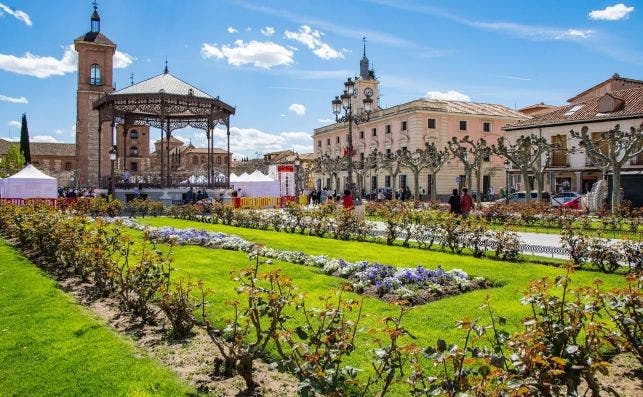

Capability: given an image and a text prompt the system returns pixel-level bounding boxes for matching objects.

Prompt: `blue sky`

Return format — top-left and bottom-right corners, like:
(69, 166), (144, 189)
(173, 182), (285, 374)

(0, 0), (641, 158)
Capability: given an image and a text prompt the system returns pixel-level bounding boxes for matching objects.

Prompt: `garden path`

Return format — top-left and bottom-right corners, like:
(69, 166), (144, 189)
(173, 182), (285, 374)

(368, 221), (623, 259)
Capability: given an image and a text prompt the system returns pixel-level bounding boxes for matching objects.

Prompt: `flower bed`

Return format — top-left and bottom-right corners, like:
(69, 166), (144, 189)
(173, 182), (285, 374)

(119, 219), (495, 305)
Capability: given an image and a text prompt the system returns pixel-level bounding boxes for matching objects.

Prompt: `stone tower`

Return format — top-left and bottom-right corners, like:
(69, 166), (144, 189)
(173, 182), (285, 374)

(74, 4), (115, 187)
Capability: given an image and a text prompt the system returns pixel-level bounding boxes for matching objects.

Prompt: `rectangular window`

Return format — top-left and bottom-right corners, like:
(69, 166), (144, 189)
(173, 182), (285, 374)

(385, 125), (391, 134)
(400, 175), (407, 189)
(130, 162), (138, 172)
(459, 120), (467, 131)
(483, 122), (491, 132)
(359, 130), (364, 139)
(317, 140), (321, 147)
(428, 118), (436, 129)
(326, 138), (330, 145)
(371, 175), (378, 192)
(401, 121), (407, 131)
(64, 162), (72, 171)
(336, 136), (340, 143)
(360, 152), (365, 161)
(385, 175), (391, 188)
(372, 128), (377, 137)
(386, 148), (392, 155)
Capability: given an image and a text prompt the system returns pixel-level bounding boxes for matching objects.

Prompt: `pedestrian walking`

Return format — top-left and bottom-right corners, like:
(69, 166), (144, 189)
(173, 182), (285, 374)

(460, 187), (474, 217)
(448, 188), (461, 215)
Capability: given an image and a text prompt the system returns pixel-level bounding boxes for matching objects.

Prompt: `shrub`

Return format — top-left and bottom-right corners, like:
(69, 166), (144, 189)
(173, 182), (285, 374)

(491, 229), (520, 262)
(159, 278), (202, 339)
(560, 225), (589, 268)
(587, 238), (621, 274)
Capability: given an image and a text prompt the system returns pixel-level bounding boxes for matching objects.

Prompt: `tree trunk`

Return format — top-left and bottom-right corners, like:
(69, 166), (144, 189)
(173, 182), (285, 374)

(611, 166), (621, 213)
(413, 170), (420, 200)
(390, 172), (398, 200)
(430, 173), (438, 201)
(535, 172), (545, 202)
(522, 169), (531, 203)
(475, 168), (482, 204)
(465, 168), (473, 192)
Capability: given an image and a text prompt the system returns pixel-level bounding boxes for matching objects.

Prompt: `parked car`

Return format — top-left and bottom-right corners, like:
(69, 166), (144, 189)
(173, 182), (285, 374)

(550, 191), (582, 207)
(562, 196), (582, 210)
(495, 190), (549, 203)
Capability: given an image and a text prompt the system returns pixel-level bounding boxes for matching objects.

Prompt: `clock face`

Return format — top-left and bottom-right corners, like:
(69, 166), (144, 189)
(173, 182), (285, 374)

(364, 87), (373, 97)
(353, 88), (359, 98)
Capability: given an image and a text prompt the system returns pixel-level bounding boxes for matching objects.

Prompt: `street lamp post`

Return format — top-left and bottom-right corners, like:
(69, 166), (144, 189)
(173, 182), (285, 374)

(109, 146), (117, 199)
(504, 159), (510, 204)
(294, 156), (301, 197)
(332, 77), (373, 201)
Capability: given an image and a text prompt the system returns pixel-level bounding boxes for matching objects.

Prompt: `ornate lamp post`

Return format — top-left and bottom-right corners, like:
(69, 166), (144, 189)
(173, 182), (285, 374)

(294, 155), (301, 197)
(504, 159), (510, 204)
(332, 77), (373, 201)
(109, 146), (117, 198)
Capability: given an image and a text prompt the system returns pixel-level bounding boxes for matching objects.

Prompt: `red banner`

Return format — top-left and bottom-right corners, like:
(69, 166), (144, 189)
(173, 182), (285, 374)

(278, 164), (294, 172)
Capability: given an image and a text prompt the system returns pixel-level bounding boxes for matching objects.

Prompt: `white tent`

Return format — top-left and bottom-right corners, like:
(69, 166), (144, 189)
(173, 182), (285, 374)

(232, 170), (279, 197)
(0, 164), (57, 199)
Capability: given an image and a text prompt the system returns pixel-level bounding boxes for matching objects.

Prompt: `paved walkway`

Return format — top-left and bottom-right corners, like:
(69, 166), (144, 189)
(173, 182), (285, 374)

(369, 221), (570, 259)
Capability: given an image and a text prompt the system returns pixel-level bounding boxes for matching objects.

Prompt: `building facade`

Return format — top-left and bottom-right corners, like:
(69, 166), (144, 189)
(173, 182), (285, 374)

(312, 52), (526, 199)
(0, 139), (77, 186)
(504, 79), (643, 202)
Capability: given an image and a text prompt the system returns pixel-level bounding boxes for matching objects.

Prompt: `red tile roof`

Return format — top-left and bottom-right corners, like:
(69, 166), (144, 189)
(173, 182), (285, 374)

(505, 87), (643, 130)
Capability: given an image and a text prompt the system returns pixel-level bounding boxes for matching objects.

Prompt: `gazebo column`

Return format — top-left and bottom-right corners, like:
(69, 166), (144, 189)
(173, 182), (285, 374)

(226, 117), (231, 189)
(159, 126), (164, 187)
(122, 121), (128, 171)
(165, 118), (171, 187)
(207, 120), (213, 188)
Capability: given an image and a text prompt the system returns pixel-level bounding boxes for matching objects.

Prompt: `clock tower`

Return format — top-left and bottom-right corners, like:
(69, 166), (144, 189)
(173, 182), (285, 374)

(74, 4), (115, 187)
(352, 37), (380, 114)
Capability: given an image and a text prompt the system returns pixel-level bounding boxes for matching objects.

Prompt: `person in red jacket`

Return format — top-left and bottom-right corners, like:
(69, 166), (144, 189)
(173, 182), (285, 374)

(460, 187), (474, 217)
(342, 189), (354, 210)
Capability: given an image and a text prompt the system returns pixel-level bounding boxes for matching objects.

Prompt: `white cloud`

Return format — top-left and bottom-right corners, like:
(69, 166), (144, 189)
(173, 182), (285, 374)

(201, 40), (293, 69)
(284, 25), (344, 60)
(260, 26), (275, 36)
(8, 120), (20, 128)
(0, 44), (134, 78)
(0, 45), (76, 78)
(589, 4), (634, 21)
(0, 94), (27, 104)
(288, 103), (306, 116)
(425, 90), (471, 101)
(227, 26), (238, 34)
(113, 50), (135, 68)
(212, 126), (312, 157)
(318, 118), (334, 123)
(0, 2), (32, 26)
(31, 135), (59, 143)
(54, 129), (64, 135)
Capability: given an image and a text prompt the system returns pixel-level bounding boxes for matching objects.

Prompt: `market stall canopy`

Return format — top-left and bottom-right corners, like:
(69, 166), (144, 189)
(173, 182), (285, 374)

(0, 164), (57, 198)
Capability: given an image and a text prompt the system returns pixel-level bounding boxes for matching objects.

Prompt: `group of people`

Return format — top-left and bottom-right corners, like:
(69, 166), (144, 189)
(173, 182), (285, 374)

(183, 187), (209, 204)
(448, 187), (475, 217)
(307, 188), (341, 205)
(58, 187), (96, 198)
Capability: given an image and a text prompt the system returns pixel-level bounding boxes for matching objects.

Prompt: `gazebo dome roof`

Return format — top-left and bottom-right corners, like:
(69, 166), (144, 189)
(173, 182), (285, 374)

(114, 71), (214, 99)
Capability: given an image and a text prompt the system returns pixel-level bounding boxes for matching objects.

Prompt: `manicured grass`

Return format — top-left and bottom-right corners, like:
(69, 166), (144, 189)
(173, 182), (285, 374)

(133, 217), (626, 394)
(0, 240), (195, 397)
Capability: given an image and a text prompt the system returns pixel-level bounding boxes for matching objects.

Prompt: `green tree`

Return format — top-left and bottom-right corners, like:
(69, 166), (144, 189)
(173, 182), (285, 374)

(0, 143), (26, 178)
(397, 142), (448, 201)
(448, 136), (492, 204)
(570, 123), (643, 212)
(19, 113), (31, 164)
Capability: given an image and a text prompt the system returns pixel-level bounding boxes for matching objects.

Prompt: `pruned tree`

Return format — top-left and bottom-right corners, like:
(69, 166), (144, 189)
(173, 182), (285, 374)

(492, 134), (551, 203)
(0, 143), (25, 178)
(397, 143), (448, 201)
(570, 123), (643, 212)
(378, 150), (401, 199)
(19, 113), (31, 164)
(448, 136), (492, 203)
(314, 153), (346, 191)
(354, 149), (379, 197)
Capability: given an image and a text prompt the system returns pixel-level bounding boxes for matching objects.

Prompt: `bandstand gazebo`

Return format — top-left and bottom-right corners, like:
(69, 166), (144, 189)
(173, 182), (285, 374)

(93, 67), (235, 188)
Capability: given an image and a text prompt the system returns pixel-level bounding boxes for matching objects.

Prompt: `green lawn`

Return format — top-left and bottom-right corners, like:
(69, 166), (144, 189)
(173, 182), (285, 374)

(0, 240), (195, 397)
(134, 217), (626, 394)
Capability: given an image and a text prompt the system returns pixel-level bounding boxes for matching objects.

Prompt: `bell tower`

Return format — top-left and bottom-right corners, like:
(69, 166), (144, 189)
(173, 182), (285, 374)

(74, 3), (115, 187)
(353, 37), (380, 113)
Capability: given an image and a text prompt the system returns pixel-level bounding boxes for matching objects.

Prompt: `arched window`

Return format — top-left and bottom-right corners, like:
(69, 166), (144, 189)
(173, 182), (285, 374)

(130, 129), (138, 139)
(130, 146), (138, 157)
(89, 64), (102, 85)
